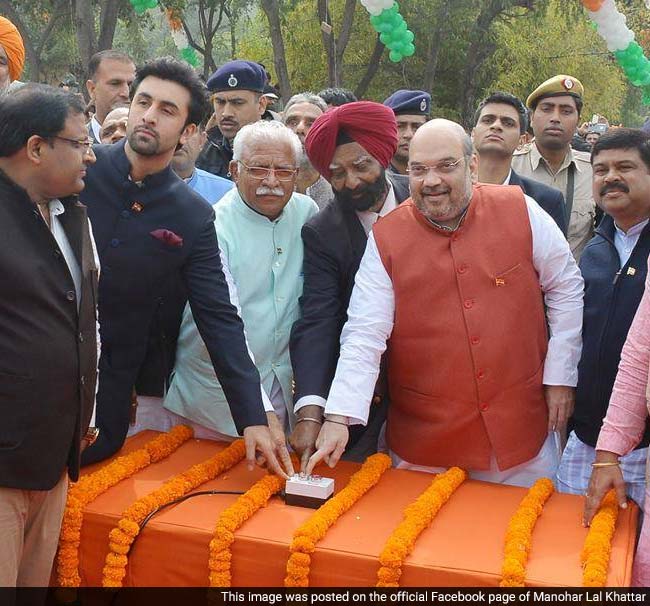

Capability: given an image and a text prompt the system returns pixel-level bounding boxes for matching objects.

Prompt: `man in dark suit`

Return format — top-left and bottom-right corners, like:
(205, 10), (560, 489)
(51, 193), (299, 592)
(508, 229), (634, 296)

(289, 101), (406, 471)
(472, 91), (567, 235)
(0, 86), (98, 586)
(79, 57), (292, 478)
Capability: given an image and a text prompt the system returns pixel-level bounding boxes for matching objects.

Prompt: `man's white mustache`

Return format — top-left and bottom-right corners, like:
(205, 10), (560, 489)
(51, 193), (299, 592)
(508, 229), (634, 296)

(256, 186), (285, 196)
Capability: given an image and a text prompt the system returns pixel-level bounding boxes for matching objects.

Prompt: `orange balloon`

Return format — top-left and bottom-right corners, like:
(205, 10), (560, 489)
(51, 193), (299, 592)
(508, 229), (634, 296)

(582, 0), (604, 10)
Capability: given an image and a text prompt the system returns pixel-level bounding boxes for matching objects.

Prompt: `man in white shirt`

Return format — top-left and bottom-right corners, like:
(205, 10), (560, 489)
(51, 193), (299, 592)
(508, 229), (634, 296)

(86, 50), (135, 143)
(306, 119), (584, 488)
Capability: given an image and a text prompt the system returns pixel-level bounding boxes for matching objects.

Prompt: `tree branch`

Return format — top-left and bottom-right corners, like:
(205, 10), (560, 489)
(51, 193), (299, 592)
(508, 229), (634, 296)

(335, 0), (356, 69)
(354, 34), (384, 99)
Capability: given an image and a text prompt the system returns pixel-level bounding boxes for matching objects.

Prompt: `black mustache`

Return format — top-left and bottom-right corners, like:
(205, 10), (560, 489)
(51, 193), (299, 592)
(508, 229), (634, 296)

(600, 183), (629, 196)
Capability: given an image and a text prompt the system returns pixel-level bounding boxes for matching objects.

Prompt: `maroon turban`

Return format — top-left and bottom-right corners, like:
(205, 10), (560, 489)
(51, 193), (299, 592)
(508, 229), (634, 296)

(305, 101), (398, 181)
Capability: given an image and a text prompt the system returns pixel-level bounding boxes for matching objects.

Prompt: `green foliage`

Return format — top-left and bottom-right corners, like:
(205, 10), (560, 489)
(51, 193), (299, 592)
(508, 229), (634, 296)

(491, 0), (627, 122)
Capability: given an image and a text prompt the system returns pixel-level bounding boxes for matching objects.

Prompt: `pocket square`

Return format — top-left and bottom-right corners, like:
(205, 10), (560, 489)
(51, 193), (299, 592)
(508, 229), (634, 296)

(150, 229), (183, 248)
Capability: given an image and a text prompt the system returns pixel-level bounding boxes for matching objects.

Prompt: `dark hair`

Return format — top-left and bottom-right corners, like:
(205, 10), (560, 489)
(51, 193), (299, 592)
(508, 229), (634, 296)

(591, 128), (650, 171)
(87, 50), (134, 80)
(317, 87), (357, 107)
(474, 91), (528, 135)
(130, 57), (209, 127)
(0, 84), (86, 157)
(530, 93), (583, 116)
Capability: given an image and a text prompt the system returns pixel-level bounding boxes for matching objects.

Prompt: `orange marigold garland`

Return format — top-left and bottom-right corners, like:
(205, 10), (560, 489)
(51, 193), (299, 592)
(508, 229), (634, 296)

(284, 453), (392, 587)
(499, 477), (554, 587)
(376, 467), (467, 587)
(102, 439), (246, 587)
(208, 473), (284, 587)
(581, 489), (619, 587)
(56, 425), (193, 587)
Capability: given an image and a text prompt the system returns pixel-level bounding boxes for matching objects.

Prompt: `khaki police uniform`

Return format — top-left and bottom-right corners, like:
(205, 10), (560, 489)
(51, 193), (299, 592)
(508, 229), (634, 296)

(512, 144), (594, 260)
(513, 74), (595, 260)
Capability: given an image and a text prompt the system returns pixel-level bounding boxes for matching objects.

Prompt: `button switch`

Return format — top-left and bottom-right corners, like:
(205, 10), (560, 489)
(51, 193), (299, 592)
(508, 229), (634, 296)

(471, 336), (480, 345)
(463, 299), (473, 309)
(110, 238), (120, 247)
(479, 402), (489, 412)
(477, 369), (485, 380)
(78, 332), (84, 343)
(80, 376), (85, 386)
(120, 210), (130, 219)
(66, 290), (76, 302)
(457, 264), (468, 274)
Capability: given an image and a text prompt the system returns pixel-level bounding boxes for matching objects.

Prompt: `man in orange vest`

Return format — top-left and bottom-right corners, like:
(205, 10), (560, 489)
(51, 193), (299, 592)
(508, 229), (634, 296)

(305, 119), (584, 487)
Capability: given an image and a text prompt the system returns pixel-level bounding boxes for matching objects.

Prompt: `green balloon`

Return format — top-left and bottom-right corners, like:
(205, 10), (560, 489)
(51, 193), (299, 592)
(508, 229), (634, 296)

(404, 30), (414, 43)
(380, 32), (392, 45)
(391, 40), (405, 53)
(389, 50), (403, 62)
(403, 43), (415, 57)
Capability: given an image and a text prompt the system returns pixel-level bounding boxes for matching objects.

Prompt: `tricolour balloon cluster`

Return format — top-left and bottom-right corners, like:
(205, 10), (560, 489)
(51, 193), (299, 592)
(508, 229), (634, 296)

(130, 0), (158, 15)
(128, 0), (199, 68)
(366, 1), (415, 63)
(582, 0), (650, 104)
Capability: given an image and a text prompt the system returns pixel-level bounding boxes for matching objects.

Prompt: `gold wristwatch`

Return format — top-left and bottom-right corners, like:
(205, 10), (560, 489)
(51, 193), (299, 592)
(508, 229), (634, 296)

(84, 427), (100, 447)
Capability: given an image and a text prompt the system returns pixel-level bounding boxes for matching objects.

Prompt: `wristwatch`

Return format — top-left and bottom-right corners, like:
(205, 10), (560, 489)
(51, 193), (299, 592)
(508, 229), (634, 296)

(84, 427), (100, 447)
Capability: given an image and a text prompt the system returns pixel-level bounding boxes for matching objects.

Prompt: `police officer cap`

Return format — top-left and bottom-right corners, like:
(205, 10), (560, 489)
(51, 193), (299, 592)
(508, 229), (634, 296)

(526, 75), (584, 109)
(207, 60), (267, 93)
(383, 89), (431, 116)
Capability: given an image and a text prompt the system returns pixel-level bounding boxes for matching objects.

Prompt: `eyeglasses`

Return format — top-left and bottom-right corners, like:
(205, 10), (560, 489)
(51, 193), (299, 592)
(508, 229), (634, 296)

(239, 161), (297, 181)
(50, 136), (94, 154)
(407, 157), (464, 179)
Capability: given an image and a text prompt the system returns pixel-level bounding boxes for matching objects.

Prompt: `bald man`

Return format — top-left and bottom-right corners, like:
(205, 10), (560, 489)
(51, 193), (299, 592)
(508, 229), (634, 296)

(99, 107), (129, 144)
(306, 119), (584, 488)
(0, 16), (25, 95)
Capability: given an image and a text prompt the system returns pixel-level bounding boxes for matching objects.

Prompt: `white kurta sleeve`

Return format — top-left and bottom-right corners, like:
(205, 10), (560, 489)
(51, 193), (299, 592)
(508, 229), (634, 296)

(324, 233), (395, 424)
(524, 194), (584, 387)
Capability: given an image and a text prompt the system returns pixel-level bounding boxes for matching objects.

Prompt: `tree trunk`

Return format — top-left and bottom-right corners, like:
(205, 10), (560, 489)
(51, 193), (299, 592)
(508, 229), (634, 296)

(354, 34), (384, 99)
(97, 0), (122, 51)
(317, 0), (337, 87)
(334, 0), (356, 85)
(260, 0), (292, 100)
(75, 0), (98, 74)
(458, 0), (542, 126)
(422, 0), (451, 94)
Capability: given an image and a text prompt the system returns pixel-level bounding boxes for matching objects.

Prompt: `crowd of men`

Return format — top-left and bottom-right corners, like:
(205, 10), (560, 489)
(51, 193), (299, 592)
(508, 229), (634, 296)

(1, 13), (649, 588)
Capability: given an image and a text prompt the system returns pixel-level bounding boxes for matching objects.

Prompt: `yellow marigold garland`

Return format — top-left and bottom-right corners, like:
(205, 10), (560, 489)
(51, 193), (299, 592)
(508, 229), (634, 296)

(284, 453), (392, 587)
(102, 439), (246, 587)
(208, 473), (284, 587)
(499, 477), (554, 587)
(376, 466), (467, 587)
(56, 425), (194, 587)
(581, 489), (619, 587)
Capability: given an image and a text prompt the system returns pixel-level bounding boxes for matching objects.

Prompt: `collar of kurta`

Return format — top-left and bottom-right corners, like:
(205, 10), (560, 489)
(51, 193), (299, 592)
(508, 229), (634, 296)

(530, 141), (582, 174)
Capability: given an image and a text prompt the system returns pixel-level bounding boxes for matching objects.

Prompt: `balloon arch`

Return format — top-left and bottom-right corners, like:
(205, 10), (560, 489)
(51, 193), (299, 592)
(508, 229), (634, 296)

(581, 0), (650, 104)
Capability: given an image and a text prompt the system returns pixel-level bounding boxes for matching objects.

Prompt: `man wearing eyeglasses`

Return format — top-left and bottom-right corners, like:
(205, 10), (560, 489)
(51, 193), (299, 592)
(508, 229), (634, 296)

(0, 85), (99, 586)
(164, 121), (317, 439)
(304, 118), (584, 488)
(289, 101), (409, 472)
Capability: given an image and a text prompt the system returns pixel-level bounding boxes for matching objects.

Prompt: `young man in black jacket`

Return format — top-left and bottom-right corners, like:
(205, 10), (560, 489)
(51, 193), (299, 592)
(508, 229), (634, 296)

(79, 57), (292, 479)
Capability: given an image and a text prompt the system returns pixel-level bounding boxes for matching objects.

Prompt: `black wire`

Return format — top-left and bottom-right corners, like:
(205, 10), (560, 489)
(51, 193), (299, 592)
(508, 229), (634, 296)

(138, 490), (246, 531)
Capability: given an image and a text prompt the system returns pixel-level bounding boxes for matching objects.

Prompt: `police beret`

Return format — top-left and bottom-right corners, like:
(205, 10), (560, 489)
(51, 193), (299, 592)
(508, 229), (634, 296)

(526, 75), (584, 109)
(206, 60), (267, 93)
(383, 89), (431, 116)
